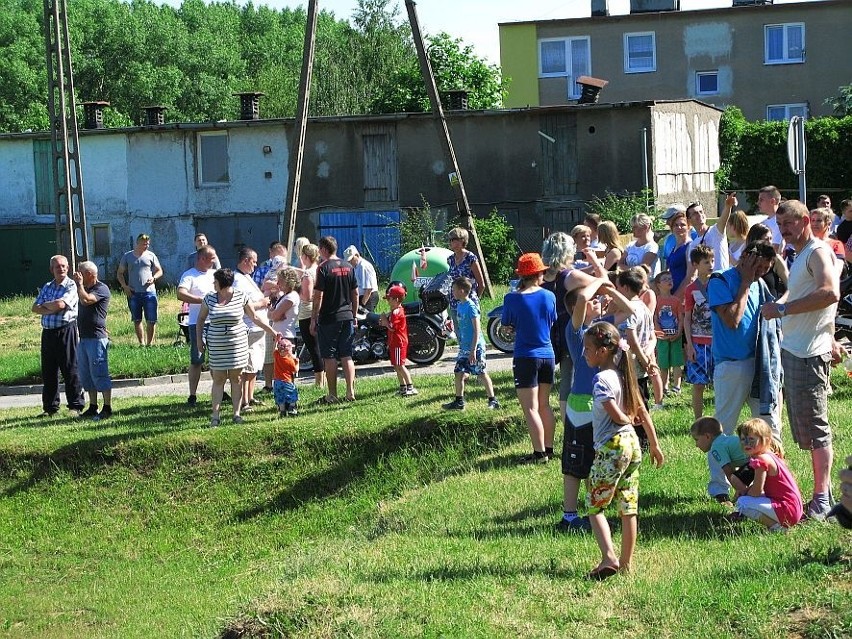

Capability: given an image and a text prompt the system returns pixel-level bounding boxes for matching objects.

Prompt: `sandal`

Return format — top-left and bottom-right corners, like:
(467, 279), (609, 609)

(210, 416), (221, 427)
(317, 396), (339, 405)
(344, 396), (356, 402)
(586, 565), (619, 581)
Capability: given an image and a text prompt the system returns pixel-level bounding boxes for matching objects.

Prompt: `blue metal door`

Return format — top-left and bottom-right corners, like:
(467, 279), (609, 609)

(318, 211), (400, 277)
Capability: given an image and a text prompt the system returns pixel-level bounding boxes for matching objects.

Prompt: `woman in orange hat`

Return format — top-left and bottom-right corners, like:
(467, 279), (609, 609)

(501, 253), (558, 464)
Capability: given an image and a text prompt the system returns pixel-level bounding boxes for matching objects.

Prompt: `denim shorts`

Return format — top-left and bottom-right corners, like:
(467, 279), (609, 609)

(188, 324), (208, 366)
(317, 320), (354, 359)
(78, 337), (112, 391)
(128, 291), (158, 323)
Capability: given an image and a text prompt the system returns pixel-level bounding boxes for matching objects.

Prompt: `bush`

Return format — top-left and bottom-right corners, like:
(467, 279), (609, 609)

(587, 189), (659, 234)
(396, 197), (446, 255)
(464, 208), (519, 285)
(717, 106), (852, 197)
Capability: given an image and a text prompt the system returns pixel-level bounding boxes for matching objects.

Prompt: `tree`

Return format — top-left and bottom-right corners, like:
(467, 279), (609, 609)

(826, 84), (852, 117)
(370, 32), (505, 114)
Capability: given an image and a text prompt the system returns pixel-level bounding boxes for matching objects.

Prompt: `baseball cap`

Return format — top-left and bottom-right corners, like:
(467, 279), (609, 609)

(343, 245), (359, 261)
(386, 285), (406, 299)
(661, 204), (687, 221)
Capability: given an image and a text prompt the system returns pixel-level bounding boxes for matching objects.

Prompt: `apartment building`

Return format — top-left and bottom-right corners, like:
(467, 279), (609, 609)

(499, 0), (851, 121)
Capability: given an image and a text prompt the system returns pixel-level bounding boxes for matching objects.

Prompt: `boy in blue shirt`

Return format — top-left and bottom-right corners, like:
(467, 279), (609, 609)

(443, 277), (499, 410)
(690, 416), (753, 506)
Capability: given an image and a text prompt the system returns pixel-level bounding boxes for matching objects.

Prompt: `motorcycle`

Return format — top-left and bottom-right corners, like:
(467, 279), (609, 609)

(835, 274), (852, 342)
(486, 279), (518, 353)
(352, 273), (451, 366)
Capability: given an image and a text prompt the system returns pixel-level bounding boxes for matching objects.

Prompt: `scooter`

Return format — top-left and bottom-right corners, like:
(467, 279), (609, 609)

(486, 279), (518, 353)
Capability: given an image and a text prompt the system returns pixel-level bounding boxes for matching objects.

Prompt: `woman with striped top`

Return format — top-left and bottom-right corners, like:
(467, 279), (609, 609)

(197, 268), (278, 426)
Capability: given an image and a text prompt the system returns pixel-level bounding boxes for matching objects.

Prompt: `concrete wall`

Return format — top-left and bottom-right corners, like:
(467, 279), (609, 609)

(501, 0), (850, 120)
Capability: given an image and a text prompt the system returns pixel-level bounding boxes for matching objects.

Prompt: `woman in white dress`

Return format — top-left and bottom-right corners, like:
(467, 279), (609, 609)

(196, 268), (278, 426)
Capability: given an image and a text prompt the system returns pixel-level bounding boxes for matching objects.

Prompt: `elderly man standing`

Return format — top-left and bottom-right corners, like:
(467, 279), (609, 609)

(32, 255), (85, 417)
(762, 200), (841, 520)
(117, 233), (163, 346)
(311, 236), (359, 404)
(72, 261), (113, 421)
(343, 245), (379, 312)
(177, 245), (219, 406)
(234, 246), (271, 411)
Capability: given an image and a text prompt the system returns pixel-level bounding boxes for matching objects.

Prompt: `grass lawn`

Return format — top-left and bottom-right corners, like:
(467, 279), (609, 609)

(0, 368), (850, 638)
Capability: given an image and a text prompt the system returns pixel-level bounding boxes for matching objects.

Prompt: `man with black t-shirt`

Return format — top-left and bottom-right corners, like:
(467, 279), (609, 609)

(311, 236), (359, 403)
(73, 261), (113, 420)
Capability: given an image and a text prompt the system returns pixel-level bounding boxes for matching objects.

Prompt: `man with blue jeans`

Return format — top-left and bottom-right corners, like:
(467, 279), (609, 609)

(708, 242), (781, 439)
(73, 261), (113, 421)
(117, 233), (163, 346)
(177, 245), (218, 406)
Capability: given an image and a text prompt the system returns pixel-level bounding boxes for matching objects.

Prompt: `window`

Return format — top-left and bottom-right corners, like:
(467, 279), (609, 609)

(197, 131), (229, 186)
(765, 23), (804, 64)
(766, 103), (808, 121)
(539, 37), (591, 99)
(695, 71), (719, 96)
(92, 225), (110, 257)
(624, 32), (656, 73)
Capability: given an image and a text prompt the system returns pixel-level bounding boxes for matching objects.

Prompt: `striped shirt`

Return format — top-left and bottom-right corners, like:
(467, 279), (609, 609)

(35, 277), (78, 329)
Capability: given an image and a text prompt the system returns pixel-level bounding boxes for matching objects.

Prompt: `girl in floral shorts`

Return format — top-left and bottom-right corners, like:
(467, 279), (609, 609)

(582, 321), (665, 580)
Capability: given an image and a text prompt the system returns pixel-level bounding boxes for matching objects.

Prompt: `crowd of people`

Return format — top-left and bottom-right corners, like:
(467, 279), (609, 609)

(29, 189), (852, 576)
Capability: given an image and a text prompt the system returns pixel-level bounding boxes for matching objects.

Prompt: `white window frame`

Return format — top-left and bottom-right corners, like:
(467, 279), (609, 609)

(538, 36), (591, 99)
(766, 103), (809, 121)
(197, 131), (230, 187)
(764, 23), (805, 65)
(695, 71), (719, 96)
(624, 31), (656, 74)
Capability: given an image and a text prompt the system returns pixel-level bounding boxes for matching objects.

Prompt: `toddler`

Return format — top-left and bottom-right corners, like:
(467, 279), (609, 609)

(273, 337), (299, 417)
(735, 418), (803, 531)
(690, 416), (752, 506)
(380, 285), (417, 396)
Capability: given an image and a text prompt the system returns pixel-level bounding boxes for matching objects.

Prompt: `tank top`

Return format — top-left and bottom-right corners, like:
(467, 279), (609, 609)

(782, 238), (836, 358)
(297, 265), (316, 321)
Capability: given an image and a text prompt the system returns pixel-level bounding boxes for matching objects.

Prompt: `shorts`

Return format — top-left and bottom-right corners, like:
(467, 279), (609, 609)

(317, 320), (354, 360)
(586, 429), (642, 516)
(512, 357), (555, 389)
(273, 379), (299, 405)
(455, 345), (487, 376)
(782, 350), (833, 450)
(686, 342), (713, 385)
(656, 338), (684, 368)
(561, 417), (594, 479)
(128, 291), (158, 323)
(244, 330), (266, 374)
(188, 324), (208, 366)
(264, 333), (275, 366)
(389, 343), (408, 366)
(78, 337), (112, 392)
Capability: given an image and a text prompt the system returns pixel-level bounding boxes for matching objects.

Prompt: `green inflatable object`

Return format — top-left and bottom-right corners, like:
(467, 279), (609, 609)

(390, 246), (452, 303)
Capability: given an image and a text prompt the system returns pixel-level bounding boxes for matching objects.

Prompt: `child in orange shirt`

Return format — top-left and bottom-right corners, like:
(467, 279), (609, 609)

(273, 336), (299, 417)
(379, 285), (417, 396)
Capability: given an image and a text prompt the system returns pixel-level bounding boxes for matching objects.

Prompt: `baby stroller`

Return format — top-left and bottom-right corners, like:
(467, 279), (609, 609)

(173, 302), (191, 347)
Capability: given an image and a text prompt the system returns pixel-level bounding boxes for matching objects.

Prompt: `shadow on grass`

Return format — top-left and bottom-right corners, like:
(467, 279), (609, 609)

(0, 404), (212, 497)
(232, 414), (519, 522)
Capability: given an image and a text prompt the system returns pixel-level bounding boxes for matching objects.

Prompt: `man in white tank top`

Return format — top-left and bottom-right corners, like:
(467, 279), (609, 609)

(762, 200), (842, 521)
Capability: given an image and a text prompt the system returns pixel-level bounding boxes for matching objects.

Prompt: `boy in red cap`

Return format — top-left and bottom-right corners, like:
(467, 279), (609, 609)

(380, 285), (417, 396)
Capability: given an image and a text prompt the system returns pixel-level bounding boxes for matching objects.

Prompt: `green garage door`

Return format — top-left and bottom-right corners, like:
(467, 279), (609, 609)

(0, 226), (57, 298)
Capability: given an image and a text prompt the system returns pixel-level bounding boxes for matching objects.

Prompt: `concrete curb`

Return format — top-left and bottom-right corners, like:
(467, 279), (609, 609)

(0, 371), (212, 397)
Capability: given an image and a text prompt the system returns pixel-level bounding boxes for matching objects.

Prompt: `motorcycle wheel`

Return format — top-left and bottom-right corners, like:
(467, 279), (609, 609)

(407, 317), (445, 365)
(487, 317), (515, 353)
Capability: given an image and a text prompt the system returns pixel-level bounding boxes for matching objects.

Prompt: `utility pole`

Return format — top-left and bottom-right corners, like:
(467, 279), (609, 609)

(282, 0), (319, 252)
(403, 0), (492, 298)
(43, 0), (89, 263)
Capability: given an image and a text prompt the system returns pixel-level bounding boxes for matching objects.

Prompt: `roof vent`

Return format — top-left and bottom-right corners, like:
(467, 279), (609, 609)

(81, 101), (110, 129)
(442, 89), (469, 111)
(576, 76), (609, 104)
(233, 92), (265, 120)
(630, 0), (680, 13)
(142, 105), (168, 126)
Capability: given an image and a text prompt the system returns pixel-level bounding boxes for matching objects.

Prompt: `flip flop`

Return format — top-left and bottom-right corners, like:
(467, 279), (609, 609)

(344, 396), (356, 402)
(317, 396), (339, 405)
(586, 565), (619, 581)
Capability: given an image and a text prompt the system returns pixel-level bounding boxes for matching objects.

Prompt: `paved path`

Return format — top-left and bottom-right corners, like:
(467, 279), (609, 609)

(0, 345), (515, 410)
